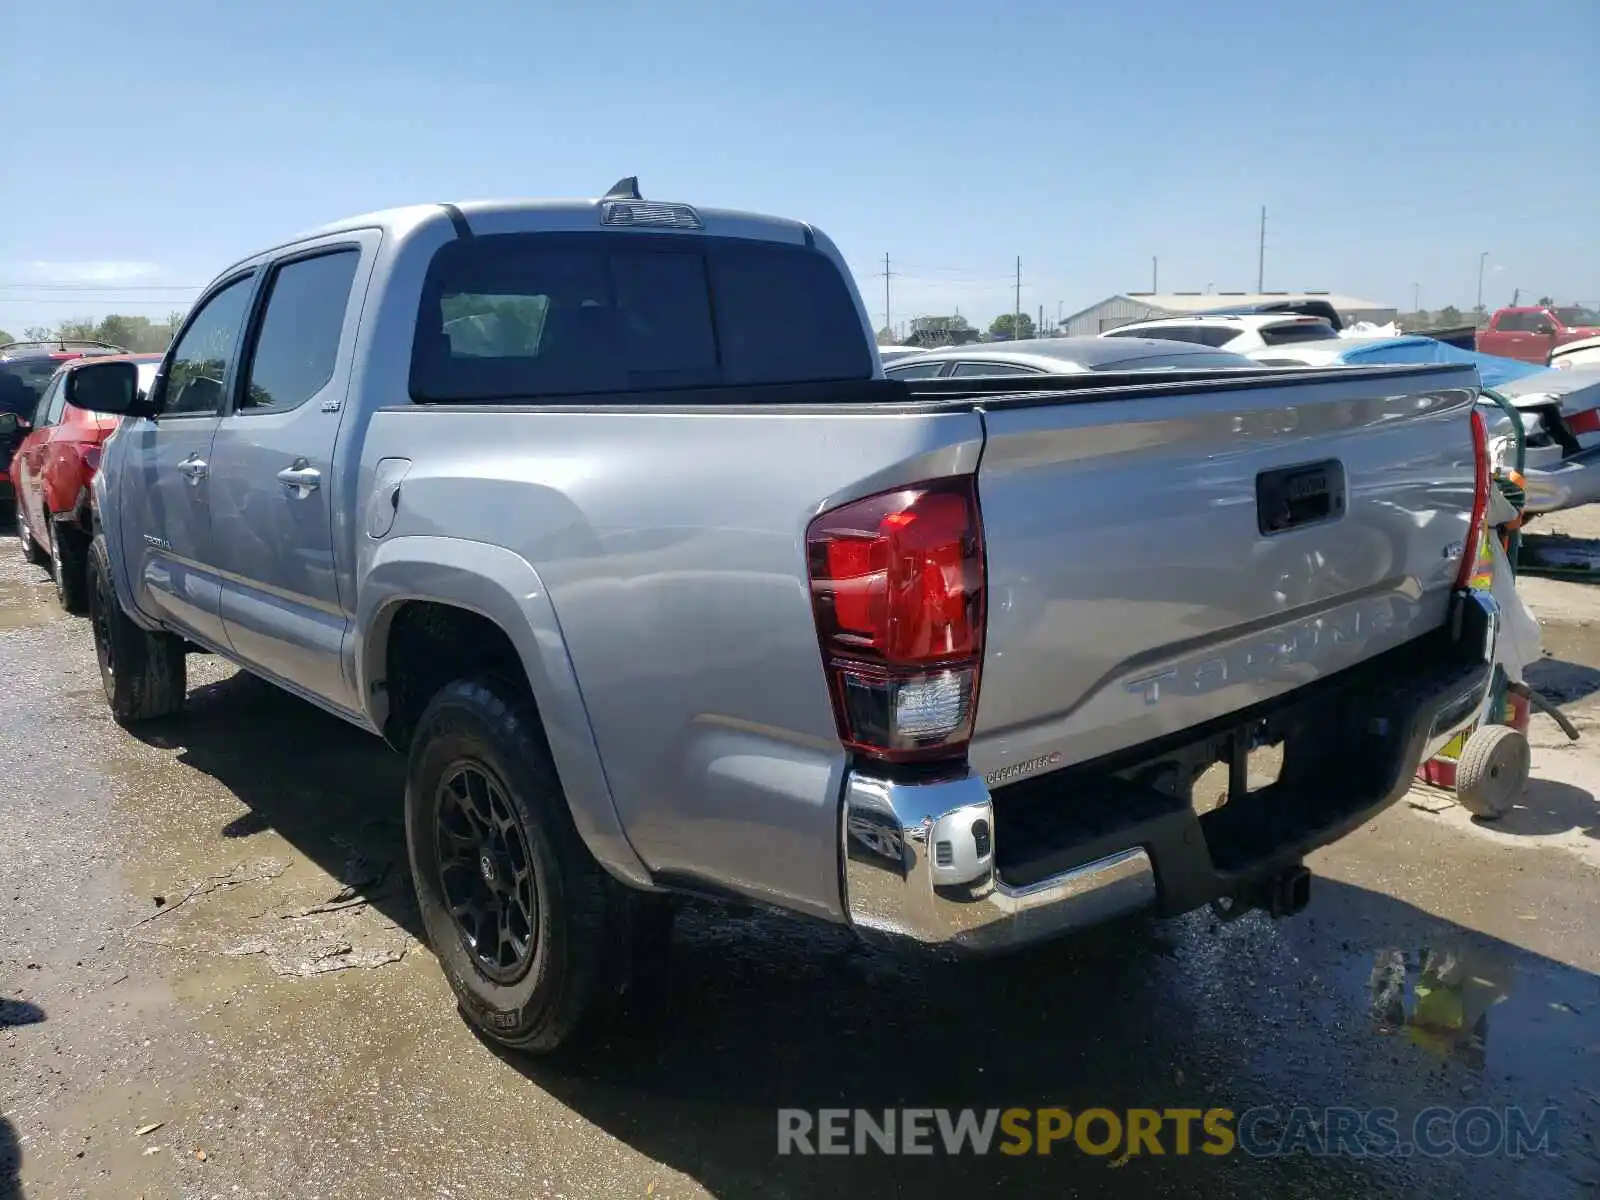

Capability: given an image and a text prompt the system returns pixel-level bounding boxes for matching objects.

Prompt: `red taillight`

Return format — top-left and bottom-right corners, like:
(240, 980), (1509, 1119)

(807, 477), (985, 764)
(1456, 407), (1491, 590)
(1565, 407), (1600, 437)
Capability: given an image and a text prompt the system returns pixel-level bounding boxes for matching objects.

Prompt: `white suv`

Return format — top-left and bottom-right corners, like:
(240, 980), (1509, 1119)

(1101, 313), (1335, 353)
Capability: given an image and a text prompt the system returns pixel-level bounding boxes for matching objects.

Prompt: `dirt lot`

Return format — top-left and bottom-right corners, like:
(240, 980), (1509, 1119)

(3, 520), (1599, 1199)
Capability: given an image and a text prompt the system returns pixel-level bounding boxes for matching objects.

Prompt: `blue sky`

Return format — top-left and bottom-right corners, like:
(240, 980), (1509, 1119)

(1, 0), (1595, 336)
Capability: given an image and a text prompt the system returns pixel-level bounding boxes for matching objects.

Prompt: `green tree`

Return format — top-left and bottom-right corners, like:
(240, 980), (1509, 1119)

(988, 312), (1035, 340)
(95, 314), (150, 350)
(56, 318), (99, 341)
(22, 326), (54, 341)
(1537, 295), (1554, 307)
(0, 329), (12, 345)
(1437, 305), (1463, 326)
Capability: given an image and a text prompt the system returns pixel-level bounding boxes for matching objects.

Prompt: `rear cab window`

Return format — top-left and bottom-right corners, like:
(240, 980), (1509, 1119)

(411, 233), (872, 402)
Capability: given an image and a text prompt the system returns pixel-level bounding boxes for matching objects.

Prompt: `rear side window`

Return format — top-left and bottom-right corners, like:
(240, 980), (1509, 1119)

(239, 249), (361, 415)
(949, 361), (1042, 377)
(1257, 322), (1335, 346)
(412, 233), (871, 402)
(885, 361), (948, 379)
(1098, 351), (1253, 370)
(1117, 325), (1237, 348)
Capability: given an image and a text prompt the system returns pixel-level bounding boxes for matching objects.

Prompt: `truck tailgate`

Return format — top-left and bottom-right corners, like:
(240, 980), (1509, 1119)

(966, 366), (1481, 781)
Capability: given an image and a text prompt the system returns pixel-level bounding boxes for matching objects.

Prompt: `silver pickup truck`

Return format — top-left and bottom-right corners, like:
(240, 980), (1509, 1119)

(67, 182), (1498, 1054)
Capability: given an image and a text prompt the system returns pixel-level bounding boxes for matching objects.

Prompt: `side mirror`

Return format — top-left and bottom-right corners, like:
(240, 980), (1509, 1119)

(0, 413), (17, 436)
(65, 360), (152, 418)
(1533, 321), (1556, 336)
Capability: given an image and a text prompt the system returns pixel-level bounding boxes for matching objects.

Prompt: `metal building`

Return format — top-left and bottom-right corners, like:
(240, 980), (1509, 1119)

(1060, 292), (1397, 336)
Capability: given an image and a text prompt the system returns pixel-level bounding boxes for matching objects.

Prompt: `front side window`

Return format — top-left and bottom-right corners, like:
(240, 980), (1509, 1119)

(240, 250), (360, 415)
(412, 234), (871, 402)
(162, 275), (255, 417)
(1495, 312), (1529, 333)
(42, 374), (70, 425)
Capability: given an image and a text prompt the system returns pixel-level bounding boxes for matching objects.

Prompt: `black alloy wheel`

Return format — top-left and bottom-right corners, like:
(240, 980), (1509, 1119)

(435, 761), (540, 983)
(87, 543), (118, 694)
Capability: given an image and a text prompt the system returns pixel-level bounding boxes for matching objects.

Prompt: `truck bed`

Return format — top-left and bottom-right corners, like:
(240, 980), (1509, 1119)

(906, 363), (1482, 781)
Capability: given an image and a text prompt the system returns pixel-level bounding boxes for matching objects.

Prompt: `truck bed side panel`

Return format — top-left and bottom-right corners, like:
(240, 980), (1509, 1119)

(359, 406), (984, 921)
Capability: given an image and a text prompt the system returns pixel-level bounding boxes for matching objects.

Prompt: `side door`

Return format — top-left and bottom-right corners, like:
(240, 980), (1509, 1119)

(118, 273), (257, 644)
(1488, 311), (1531, 359)
(206, 239), (370, 712)
(1530, 311), (1561, 360)
(16, 372), (67, 543)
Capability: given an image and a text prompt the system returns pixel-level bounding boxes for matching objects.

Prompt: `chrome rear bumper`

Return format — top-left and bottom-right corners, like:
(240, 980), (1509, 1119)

(840, 590), (1497, 954)
(841, 771), (1156, 953)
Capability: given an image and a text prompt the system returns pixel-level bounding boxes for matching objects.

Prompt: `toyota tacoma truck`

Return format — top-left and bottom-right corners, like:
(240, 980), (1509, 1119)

(67, 179), (1498, 1054)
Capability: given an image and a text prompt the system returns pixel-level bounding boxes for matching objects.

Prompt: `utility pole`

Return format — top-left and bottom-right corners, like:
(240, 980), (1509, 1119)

(1413, 282), (1420, 312)
(1152, 256), (1158, 293)
(1011, 256), (1024, 342)
(1256, 206), (1266, 293)
(1477, 251), (1489, 313)
(880, 253), (894, 338)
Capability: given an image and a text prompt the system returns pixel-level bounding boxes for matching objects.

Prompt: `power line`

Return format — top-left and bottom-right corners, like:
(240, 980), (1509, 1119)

(0, 282), (203, 291)
(0, 296), (193, 306)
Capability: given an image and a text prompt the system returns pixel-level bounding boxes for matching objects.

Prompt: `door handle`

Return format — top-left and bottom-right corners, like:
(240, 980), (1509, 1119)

(276, 460), (321, 495)
(177, 455), (208, 483)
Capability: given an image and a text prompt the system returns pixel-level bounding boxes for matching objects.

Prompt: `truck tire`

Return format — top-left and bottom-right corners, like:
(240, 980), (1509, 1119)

(86, 534), (187, 724)
(1454, 724), (1530, 820)
(405, 676), (643, 1054)
(17, 510), (47, 568)
(47, 516), (88, 614)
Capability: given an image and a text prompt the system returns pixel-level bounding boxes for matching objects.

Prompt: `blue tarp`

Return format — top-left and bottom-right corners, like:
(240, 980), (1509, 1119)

(1334, 336), (1549, 390)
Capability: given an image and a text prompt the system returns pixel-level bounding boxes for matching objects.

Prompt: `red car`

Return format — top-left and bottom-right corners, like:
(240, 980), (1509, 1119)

(1476, 305), (1600, 364)
(0, 340), (125, 510)
(11, 353), (161, 611)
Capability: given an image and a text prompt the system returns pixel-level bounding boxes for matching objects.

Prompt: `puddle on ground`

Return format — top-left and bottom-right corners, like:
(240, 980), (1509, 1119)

(1519, 533), (1600, 577)
(0, 577), (52, 629)
(1345, 941), (1600, 1085)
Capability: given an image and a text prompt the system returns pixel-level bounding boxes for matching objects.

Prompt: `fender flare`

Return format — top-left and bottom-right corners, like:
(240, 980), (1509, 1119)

(356, 535), (651, 889)
(89, 456), (162, 632)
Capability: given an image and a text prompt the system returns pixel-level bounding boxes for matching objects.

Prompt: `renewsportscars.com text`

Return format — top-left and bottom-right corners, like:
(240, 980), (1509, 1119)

(777, 1105), (1559, 1159)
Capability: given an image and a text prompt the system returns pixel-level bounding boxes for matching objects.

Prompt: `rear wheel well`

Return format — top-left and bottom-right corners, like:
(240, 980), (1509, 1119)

(381, 601), (532, 750)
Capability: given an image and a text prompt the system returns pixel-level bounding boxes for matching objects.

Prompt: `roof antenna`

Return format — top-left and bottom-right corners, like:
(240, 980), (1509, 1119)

(603, 176), (641, 201)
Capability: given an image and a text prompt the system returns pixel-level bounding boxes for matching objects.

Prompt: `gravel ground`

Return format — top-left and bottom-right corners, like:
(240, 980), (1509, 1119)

(2, 520), (1598, 1199)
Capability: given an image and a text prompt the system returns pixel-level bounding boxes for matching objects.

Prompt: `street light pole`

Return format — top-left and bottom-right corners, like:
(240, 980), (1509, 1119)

(1477, 252), (1489, 313)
